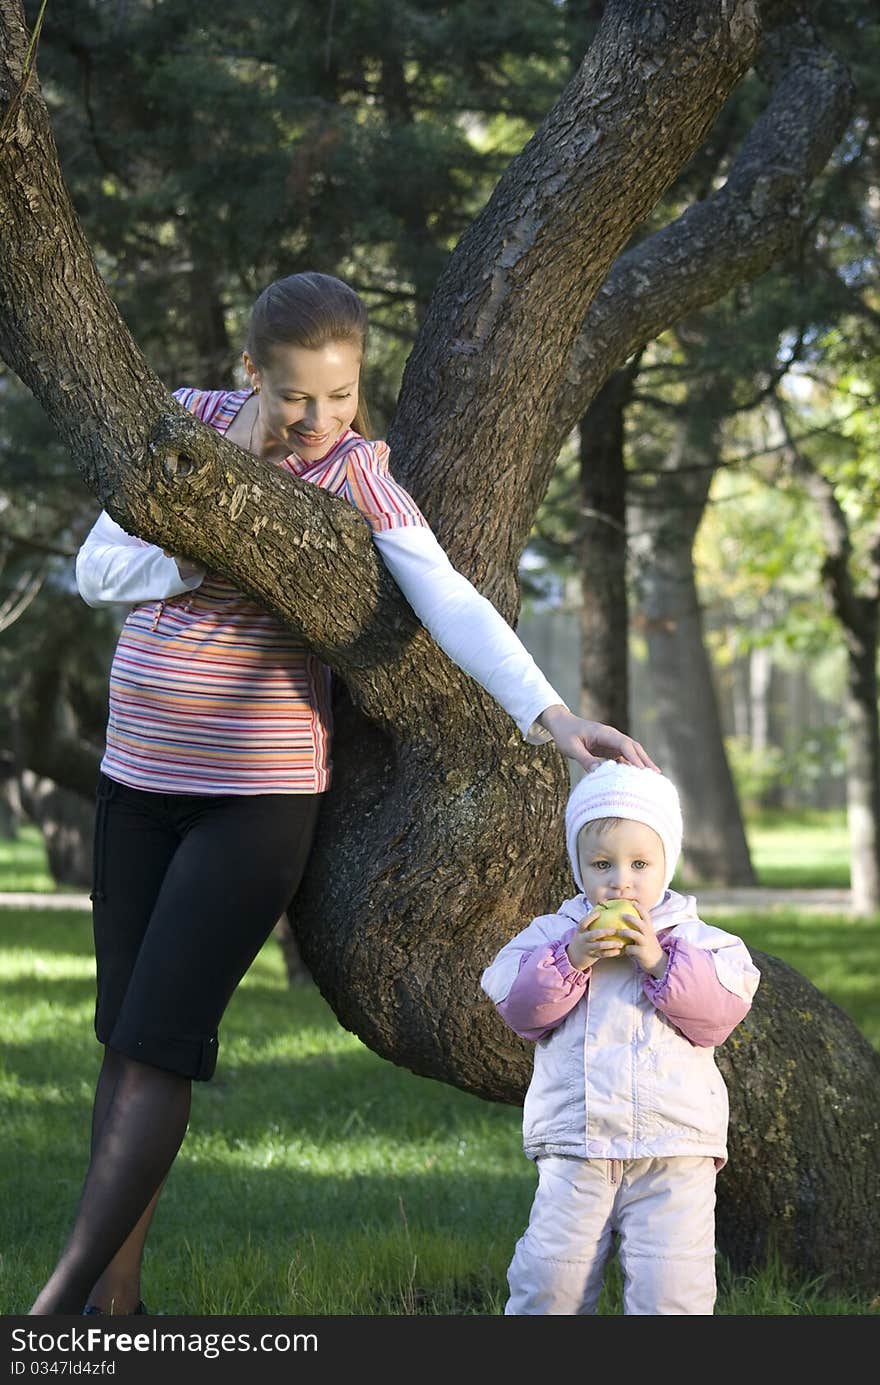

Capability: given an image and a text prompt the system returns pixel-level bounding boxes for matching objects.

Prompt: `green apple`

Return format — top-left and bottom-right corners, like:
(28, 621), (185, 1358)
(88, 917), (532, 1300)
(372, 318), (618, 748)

(594, 898), (638, 948)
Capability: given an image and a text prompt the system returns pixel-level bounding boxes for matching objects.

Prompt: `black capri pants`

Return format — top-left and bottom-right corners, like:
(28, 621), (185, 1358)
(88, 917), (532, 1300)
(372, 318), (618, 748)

(90, 773), (321, 1081)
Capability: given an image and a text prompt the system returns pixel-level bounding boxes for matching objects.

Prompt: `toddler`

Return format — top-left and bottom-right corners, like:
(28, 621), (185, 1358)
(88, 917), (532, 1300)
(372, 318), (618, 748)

(481, 760), (760, 1315)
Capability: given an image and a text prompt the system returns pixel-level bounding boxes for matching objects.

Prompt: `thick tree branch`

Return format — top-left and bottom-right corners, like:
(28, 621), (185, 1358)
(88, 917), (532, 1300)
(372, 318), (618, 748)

(0, 0), (573, 1105)
(390, 0), (762, 609)
(551, 9), (852, 456)
(0, 0), (507, 747)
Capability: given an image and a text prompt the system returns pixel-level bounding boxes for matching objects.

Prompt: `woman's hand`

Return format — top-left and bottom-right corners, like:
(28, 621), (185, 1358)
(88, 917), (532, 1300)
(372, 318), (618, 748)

(538, 705), (659, 773)
(162, 550), (203, 582)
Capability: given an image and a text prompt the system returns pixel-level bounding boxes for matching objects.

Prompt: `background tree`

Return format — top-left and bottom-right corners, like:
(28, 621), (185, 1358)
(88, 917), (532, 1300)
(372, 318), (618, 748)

(772, 373), (880, 915)
(2, 0), (878, 1290)
(529, 0), (879, 895)
(1, 0), (575, 877)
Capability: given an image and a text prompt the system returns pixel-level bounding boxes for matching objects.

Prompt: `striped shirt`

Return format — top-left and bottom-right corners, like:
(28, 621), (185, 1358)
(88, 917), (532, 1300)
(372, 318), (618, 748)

(100, 388), (428, 795)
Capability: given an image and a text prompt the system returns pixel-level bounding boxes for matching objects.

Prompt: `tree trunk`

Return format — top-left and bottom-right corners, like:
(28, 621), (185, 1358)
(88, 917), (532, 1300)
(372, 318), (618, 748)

(3, 0), (877, 1290)
(19, 771), (93, 889)
(630, 417), (756, 885)
(577, 370), (633, 731)
(0, 753), (22, 838)
(714, 951), (880, 1289)
(749, 620), (785, 810)
(844, 637), (880, 917)
(750, 643), (772, 754)
(272, 913), (313, 987)
(776, 401), (880, 915)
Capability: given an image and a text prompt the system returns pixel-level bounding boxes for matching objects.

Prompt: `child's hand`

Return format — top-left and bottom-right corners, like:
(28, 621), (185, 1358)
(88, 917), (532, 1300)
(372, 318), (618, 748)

(614, 902), (666, 977)
(566, 910), (627, 971)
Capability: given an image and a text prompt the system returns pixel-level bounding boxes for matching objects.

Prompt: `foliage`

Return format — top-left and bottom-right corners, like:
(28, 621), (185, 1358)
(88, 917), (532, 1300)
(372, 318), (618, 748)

(724, 730), (847, 818)
(724, 737), (792, 814)
(27, 0), (570, 374)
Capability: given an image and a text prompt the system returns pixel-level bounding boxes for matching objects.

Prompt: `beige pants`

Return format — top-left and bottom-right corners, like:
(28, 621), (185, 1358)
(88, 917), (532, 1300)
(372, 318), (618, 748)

(505, 1154), (717, 1315)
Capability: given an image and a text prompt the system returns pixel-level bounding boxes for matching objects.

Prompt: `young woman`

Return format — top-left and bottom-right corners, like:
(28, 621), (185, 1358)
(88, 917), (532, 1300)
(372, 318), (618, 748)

(30, 271), (656, 1315)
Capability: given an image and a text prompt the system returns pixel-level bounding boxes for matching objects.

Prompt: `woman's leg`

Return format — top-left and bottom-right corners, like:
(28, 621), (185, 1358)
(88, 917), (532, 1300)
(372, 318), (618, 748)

(84, 1048), (166, 1314)
(85, 1186), (164, 1315)
(30, 781), (183, 1314)
(30, 786), (320, 1315)
(29, 1057), (191, 1315)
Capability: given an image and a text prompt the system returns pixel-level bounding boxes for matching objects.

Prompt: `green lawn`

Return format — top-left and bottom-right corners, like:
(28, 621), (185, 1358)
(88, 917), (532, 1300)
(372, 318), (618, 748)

(745, 809), (850, 888)
(0, 825), (55, 893)
(1, 818), (876, 1316)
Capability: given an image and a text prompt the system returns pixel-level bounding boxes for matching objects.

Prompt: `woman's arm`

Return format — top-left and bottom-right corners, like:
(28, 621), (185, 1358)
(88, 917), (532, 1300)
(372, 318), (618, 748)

(373, 525), (656, 772)
(75, 511), (205, 608)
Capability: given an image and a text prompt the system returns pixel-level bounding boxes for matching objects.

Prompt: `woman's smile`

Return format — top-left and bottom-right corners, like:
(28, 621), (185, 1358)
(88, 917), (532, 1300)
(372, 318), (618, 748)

(244, 340), (362, 461)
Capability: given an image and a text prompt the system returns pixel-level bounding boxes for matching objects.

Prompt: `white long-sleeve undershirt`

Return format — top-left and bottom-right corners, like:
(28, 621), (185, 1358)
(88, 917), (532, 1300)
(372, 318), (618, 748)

(75, 511), (204, 607)
(373, 525), (558, 741)
(75, 512), (561, 742)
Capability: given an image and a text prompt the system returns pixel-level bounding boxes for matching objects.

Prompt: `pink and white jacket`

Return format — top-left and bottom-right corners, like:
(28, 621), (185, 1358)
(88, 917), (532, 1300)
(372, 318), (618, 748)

(480, 889), (760, 1167)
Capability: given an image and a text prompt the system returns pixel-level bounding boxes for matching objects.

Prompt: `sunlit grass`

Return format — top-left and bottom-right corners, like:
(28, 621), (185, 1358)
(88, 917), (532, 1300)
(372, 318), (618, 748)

(0, 909), (529, 1316)
(745, 809), (850, 888)
(729, 909), (879, 1048)
(0, 824), (55, 892)
(1, 901), (877, 1316)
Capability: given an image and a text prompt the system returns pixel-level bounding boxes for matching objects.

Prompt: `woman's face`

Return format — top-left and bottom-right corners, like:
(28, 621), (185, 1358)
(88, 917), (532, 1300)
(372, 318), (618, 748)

(245, 340), (361, 461)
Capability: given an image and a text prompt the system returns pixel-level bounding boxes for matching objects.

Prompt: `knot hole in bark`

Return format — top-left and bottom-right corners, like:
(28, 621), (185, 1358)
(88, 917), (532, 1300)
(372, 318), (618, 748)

(161, 450), (199, 481)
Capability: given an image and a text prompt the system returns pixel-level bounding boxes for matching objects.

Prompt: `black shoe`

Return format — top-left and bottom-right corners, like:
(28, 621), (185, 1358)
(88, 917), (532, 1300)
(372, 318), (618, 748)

(82, 1301), (148, 1315)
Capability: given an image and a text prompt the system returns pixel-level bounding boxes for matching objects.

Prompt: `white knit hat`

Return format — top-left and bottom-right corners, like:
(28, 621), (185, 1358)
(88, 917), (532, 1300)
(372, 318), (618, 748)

(564, 761), (683, 896)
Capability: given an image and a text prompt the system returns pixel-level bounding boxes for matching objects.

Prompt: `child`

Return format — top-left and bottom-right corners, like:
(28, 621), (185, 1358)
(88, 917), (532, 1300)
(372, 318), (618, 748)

(481, 760), (760, 1315)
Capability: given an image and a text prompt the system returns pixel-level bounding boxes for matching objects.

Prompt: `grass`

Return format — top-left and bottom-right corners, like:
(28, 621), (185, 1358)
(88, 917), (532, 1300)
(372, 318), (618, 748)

(729, 909), (880, 1048)
(745, 809), (850, 888)
(0, 825), (55, 893)
(0, 909), (524, 1316)
(0, 818), (877, 1316)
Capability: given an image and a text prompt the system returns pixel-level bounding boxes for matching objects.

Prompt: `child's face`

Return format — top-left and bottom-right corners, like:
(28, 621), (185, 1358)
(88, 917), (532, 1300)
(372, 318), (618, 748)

(577, 819), (667, 911)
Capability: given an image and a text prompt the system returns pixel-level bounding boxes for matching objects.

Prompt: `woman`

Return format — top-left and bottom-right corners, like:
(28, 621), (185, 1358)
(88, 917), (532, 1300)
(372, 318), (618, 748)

(30, 271), (656, 1315)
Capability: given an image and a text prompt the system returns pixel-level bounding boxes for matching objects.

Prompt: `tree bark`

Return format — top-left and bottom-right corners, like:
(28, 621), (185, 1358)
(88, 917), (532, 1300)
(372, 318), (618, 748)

(551, 8), (853, 452)
(3, 0), (877, 1289)
(629, 407), (756, 885)
(774, 401), (880, 915)
(714, 950), (880, 1289)
(577, 369), (634, 731)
